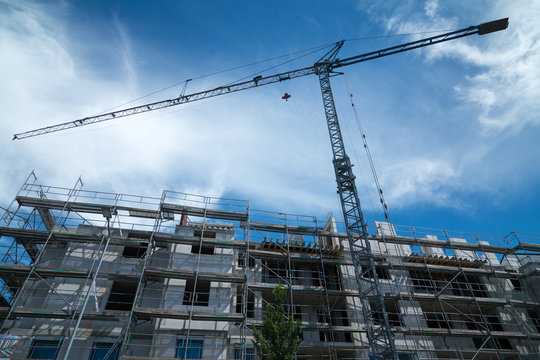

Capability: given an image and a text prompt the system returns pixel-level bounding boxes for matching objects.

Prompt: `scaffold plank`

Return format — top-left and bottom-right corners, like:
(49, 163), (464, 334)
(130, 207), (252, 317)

(382, 291), (540, 308)
(133, 307), (243, 321)
(0, 306), (128, 320)
(248, 282), (358, 296)
(160, 203), (248, 221)
(247, 221), (320, 235)
(16, 196), (160, 218)
(145, 267), (244, 283)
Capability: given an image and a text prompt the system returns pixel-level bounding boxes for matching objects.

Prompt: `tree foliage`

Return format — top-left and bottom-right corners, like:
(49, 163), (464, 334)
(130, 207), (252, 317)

(252, 285), (303, 360)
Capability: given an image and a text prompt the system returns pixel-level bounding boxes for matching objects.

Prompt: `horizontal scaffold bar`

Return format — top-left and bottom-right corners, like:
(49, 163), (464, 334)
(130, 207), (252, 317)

(382, 291), (540, 309)
(0, 227), (349, 263)
(160, 202), (248, 221)
(11, 196), (540, 255)
(3, 305), (537, 340)
(0, 264), (243, 283)
(0, 306), (128, 321)
(16, 196), (160, 218)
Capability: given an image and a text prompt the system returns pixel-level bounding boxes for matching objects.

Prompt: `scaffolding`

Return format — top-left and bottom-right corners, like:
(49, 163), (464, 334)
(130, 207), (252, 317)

(0, 173), (539, 359)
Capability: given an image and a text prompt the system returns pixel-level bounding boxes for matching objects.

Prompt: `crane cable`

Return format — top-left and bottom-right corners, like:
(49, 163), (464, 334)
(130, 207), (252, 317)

(347, 27), (460, 42)
(341, 68), (393, 224)
(92, 42), (336, 116)
(92, 28), (460, 117)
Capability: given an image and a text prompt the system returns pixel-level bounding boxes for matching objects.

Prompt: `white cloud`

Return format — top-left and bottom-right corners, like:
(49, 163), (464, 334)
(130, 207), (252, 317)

(381, 1), (540, 135)
(346, 0), (540, 215)
(424, 0), (438, 18)
(2, 0), (538, 227)
(381, 158), (462, 208)
(0, 1), (338, 217)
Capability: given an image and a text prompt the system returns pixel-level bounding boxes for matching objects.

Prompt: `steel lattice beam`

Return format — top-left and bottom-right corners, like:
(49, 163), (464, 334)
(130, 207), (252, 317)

(317, 64), (396, 359)
(13, 18), (507, 141)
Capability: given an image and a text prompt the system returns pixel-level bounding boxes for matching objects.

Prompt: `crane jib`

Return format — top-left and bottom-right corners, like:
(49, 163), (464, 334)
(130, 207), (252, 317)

(12, 18), (508, 141)
(12, 66), (316, 140)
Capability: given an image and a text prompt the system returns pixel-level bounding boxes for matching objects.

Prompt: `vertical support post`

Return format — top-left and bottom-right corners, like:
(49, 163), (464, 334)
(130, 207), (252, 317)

(1, 177), (84, 332)
(283, 215), (295, 318)
(316, 63), (396, 359)
(239, 201), (250, 360)
(183, 197), (209, 359)
(118, 191), (165, 357)
(315, 218), (338, 359)
(60, 209), (116, 360)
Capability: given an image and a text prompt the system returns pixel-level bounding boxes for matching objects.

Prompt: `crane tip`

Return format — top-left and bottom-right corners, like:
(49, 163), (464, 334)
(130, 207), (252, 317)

(12, 135), (18, 141)
(478, 18), (509, 35)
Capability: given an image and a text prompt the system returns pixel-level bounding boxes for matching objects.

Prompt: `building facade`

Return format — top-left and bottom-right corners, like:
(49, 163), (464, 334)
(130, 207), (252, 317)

(0, 173), (539, 359)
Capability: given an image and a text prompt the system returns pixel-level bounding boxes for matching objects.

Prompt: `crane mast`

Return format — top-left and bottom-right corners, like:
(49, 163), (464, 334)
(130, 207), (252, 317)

(12, 18), (508, 360)
(317, 54), (396, 357)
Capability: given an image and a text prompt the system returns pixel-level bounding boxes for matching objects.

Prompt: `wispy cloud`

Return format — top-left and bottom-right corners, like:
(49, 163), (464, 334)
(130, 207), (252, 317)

(1, 0), (538, 229)
(379, 1), (540, 135)
(0, 1), (338, 216)
(348, 0), (540, 214)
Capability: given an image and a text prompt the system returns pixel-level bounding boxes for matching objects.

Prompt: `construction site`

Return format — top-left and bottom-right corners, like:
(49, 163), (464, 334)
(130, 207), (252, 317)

(1, 14), (539, 360)
(0, 172), (539, 360)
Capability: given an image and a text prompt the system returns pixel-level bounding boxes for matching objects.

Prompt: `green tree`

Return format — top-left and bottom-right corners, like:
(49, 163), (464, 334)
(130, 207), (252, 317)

(252, 285), (303, 360)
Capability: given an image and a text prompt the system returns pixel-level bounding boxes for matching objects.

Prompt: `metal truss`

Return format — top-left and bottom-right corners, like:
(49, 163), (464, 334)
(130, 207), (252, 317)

(317, 63), (396, 359)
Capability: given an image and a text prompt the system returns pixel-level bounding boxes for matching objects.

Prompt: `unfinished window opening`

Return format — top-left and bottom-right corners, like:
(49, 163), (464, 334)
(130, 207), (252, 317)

(238, 250), (255, 268)
(122, 242), (148, 258)
(362, 266), (390, 280)
(287, 305), (304, 340)
(28, 339), (61, 359)
(319, 331), (342, 342)
(370, 300), (402, 327)
(410, 271), (433, 293)
(193, 230), (216, 238)
(425, 312), (451, 329)
(264, 261), (287, 283)
(286, 304), (302, 322)
(451, 275), (487, 298)
(468, 275), (488, 297)
(386, 301), (402, 327)
(234, 347), (254, 360)
(324, 264), (343, 290)
(486, 315), (504, 331)
(528, 309), (540, 333)
(312, 269), (321, 287)
(177, 338), (203, 359)
(329, 307), (352, 343)
(510, 277), (522, 291)
(247, 291), (254, 318)
(105, 281), (137, 311)
(235, 288), (254, 318)
(496, 338), (513, 350)
(471, 337), (485, 349)
(471, 336), (509, 350)
(337, 310), (350, 327)
(317, 310), (330, 324)
(191, 230), (216, 254)
(90, 342), (120, 360)
(183, 279), (210, 306)
(191, 244), (214, 255)
(235, 287), (242, 314)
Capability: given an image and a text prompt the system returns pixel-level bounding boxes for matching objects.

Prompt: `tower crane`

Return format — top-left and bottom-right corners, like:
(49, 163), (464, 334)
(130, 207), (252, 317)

(13, 18), (508, 359)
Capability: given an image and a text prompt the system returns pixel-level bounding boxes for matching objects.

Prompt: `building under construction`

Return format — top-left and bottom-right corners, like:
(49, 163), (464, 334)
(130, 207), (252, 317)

(0, 173), (539, 360)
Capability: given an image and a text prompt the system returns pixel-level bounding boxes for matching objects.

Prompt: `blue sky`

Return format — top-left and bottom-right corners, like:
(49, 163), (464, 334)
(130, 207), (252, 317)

(1, 0), (539, 239)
